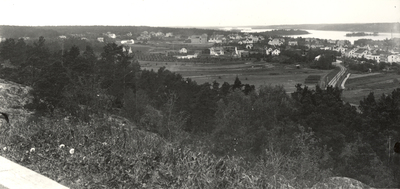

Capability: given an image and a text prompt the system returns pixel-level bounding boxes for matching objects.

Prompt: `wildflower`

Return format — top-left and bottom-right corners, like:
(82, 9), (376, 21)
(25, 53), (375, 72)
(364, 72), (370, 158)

(3, 147), (7, 151)
(69, 148), (75, 155)
(59, 144), (65, 148)
(102, 142), (107, 146)
(30, 148), (35, 153)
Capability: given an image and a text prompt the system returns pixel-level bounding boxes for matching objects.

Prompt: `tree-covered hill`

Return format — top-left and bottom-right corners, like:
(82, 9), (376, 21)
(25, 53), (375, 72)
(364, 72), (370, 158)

(0, 26), (60, 38)
(0, 25), (229, 39)
(0, 36), (399, 188)
(253, 23), (400, 33)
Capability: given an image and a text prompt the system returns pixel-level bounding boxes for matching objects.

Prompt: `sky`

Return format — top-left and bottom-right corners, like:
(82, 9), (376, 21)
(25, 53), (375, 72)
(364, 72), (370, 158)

(0, 0), (399, 27)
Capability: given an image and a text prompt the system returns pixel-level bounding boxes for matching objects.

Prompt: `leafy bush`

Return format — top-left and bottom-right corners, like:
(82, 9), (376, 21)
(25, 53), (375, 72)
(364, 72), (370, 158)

(0, 113), (332, 188)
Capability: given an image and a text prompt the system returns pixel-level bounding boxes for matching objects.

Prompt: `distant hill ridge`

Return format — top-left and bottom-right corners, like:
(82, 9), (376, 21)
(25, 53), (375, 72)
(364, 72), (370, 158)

(250, 23), (400, 33)
(0, 25), (225, 39)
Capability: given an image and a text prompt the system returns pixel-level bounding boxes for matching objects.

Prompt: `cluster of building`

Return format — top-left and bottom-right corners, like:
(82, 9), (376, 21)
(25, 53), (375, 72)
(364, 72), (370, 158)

(136, 31), (174, 41)
(2, 28), (399, 64)
(344, 44), (400, 63)
(171, 35), (400, 63)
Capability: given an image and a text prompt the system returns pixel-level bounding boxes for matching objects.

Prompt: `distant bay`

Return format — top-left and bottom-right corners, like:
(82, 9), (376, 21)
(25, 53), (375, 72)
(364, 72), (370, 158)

(237, 28), (400, 44)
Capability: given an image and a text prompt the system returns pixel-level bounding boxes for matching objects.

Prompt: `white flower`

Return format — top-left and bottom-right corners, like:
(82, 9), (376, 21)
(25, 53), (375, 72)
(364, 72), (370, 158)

(102, 142), (107, 146)
(69, 148), (75, 155)
(30, 148), (35, 153)
(3, 147), (7, 151)
(59, 144), (65, 148)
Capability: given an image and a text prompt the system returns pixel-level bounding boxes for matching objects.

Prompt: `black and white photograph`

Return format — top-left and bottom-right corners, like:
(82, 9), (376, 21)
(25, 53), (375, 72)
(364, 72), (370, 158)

(0, 0), (400, 188)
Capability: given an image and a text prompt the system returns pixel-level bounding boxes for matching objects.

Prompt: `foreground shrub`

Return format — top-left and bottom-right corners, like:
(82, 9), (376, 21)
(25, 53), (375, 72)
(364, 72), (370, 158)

(0, 113), (332, 188)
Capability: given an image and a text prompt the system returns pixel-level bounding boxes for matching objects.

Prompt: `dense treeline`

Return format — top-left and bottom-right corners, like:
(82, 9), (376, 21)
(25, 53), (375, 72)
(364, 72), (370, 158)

(0, 26), (61, 38)
(1, 37), (400, 187)
(0, 25), (229, 39)
(260, 23), (400, 33)
(344, 57), (398, 73)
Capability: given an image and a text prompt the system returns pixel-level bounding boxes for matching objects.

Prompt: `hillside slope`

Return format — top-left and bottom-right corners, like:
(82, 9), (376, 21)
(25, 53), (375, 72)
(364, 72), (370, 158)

(0, 79), (376, 188)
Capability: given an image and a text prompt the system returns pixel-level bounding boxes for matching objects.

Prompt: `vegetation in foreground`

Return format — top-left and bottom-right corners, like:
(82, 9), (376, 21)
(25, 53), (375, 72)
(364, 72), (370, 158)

(0, 37), (399, 188)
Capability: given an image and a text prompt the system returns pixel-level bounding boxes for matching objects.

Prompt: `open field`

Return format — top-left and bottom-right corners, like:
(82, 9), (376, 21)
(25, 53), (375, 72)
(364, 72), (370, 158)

(128, 43), (214, 54)
(342, 72), (400, 105)
(127, 44), (163, 52)
(140, 61), (331, 93)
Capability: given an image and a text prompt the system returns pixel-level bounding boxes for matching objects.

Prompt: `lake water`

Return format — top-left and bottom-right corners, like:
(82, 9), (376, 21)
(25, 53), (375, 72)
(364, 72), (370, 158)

(239, 28), (400, 44)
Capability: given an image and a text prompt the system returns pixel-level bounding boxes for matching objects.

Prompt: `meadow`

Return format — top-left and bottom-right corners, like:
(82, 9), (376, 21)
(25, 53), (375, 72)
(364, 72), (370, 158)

(342, 72), (400, 105)
(140, 60), (332, 93)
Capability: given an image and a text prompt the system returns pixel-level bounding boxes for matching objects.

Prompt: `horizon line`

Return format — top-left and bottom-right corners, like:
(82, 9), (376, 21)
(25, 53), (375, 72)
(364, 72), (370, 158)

(0, 22), (399, 28)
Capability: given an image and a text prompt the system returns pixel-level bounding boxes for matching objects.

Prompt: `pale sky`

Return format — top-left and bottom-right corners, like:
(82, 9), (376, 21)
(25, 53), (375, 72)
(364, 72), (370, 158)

(0, 0), (399, 27)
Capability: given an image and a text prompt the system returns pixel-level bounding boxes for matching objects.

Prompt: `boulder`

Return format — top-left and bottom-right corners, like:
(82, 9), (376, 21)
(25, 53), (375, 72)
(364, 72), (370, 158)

(311, 177), (373, 189)
(395, 142), (400, 153)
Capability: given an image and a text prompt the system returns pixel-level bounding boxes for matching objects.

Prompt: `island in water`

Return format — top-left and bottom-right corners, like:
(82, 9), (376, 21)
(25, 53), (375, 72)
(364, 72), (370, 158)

(345, 32), (379, 37)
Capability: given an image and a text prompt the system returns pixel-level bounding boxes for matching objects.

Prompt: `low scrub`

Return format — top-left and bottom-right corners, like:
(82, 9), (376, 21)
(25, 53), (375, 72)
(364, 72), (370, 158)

(0, 113), (331, 188)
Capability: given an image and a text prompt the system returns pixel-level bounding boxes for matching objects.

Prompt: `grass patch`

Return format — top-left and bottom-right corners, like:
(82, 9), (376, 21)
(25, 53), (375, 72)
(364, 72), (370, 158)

(0, 112), (332, 188)
(304, 75), (321, 84)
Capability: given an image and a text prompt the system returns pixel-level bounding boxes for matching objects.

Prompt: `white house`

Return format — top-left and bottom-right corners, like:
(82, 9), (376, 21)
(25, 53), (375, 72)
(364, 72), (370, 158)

(155, 32), (164, 37)
(121, 39), (134, 44)
(266, 48), (273, 55)
(165, 32), (173, 37)
(268, 38), (284, 46)
(271, 49), (281, 56)
(210, 47), (224, 56)
(353, 49), (369, 58)
(239, 38), (253, 44)
(179, 48), (188, 54)
(97, 37), (104, 42)
(345, 49), (357, 57)
(365, 54), (381, 63)
(122, 47), (133, 54)
(388, 54), (400, 63)
(321, 46), (332, 50)
(209, 37), (223, 43)
(248, 35), (259, 43)
(288, 41), (298, 46)
(334, 46), (347, 55)
(107, 33), (116, 39)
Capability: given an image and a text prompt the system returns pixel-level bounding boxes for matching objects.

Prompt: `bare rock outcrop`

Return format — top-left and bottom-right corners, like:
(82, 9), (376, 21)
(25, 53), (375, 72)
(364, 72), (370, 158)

(311, 177), (373, 189)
